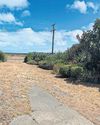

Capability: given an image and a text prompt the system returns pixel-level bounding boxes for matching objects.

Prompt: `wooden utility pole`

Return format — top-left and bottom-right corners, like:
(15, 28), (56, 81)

(51, 24), (56, 54)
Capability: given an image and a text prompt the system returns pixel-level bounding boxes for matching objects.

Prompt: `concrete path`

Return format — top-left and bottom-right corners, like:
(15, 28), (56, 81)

(10, 85), (94, 125)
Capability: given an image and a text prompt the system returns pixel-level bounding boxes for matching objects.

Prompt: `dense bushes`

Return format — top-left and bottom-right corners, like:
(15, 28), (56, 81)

(59, 65), (83, 79)
(75, 19), (100, 83)
(59, 65), (71, 77)
(38, 52), (67, 70)
(0, 51), (6, 62)
(53, 63), (64, 74)
(24, 19), (100, 83)
(39, 61), (54, 70)
(24, 52), (48, 65)
(70, 66), (83, 79)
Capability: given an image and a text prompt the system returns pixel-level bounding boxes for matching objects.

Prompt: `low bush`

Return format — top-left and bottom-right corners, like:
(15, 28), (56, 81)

(24, 53), (33, 63)
(81, 70), (100, 83)
(39, 61), (54, 70)
(53, 63), (65, 74)
(59, 64), (83, 79)
(0, 51), (6, 62)
(24, 52), (68, 69)
(24, 52), (48, 64)
(59, 65), (72, 77)
(38, 53), (67, 70)
(70, 66), (83, 79)
(45, 52), (67, 64)
(27, 60), (37, 65)
(24, 56), (28, 63)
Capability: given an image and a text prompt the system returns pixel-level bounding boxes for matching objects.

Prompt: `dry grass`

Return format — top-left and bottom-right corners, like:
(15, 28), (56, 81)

(0, 62), (100, 125)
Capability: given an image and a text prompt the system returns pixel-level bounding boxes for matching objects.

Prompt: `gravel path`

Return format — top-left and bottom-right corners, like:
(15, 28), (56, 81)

(0, 62), (100, 125)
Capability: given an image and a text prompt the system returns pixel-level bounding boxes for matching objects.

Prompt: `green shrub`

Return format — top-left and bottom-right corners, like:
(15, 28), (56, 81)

(51, 52), (67, 63)
(59, 65), (72, 77)
(0, 51), (6, 62)
(70, 66), (83, 79)
(27, 60), (37, 65)
(24, 56), (28, 63)
(45, 52), (67, 64)
(39, 61), (54, 70)
(24, 53), (33, 63)
(24, 52), (48, 64)
(53, 63), (65, 74)
(24, 52), (68, 69)
(59, 65), (83, 79)
(38, 52), (67, 70)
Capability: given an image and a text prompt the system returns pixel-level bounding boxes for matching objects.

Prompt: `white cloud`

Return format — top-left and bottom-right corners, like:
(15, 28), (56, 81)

(22, 10), (31, 17)
(0, 28), (83, 53)
(0, 13), (23, 26)
(0, 0), (29, 9)
(87, 2), (99, 13)
(66, 29), (83, 38)
(71, 0), (87, 14)
(0, 13), (16, 23)
(87, 2), (95, 9)
(82, 22), (94, 30)
(15, 22), (23, 26)
(67, 0), (100, 14)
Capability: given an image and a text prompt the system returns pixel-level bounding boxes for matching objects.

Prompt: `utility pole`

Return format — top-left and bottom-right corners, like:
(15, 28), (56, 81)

(51, 24), (56, 54)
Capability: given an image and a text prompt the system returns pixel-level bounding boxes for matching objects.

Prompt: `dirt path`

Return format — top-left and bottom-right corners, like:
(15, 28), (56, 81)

(0, 62), (100, 125)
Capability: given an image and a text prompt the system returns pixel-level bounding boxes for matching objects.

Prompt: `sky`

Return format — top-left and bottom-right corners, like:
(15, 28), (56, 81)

(0, 0), (99, 53)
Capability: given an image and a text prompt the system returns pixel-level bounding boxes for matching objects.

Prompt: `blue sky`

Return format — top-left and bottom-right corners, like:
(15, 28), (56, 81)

(0, 0), (99, 53)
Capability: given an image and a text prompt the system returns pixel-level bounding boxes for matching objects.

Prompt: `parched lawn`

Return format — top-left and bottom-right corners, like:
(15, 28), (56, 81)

(0, 62), (100, 125)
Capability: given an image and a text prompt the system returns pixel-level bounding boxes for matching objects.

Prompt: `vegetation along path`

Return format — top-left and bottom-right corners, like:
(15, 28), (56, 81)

(0, 62), (100, 125)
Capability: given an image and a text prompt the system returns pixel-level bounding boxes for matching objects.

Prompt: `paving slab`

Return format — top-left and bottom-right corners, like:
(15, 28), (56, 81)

(29, 85), (94, 125)
(10, 85), (94, 125)
(10, 115), (38, 125)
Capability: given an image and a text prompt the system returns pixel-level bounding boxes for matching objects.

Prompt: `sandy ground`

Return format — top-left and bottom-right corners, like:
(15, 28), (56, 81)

(0, 62), (100, 125)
